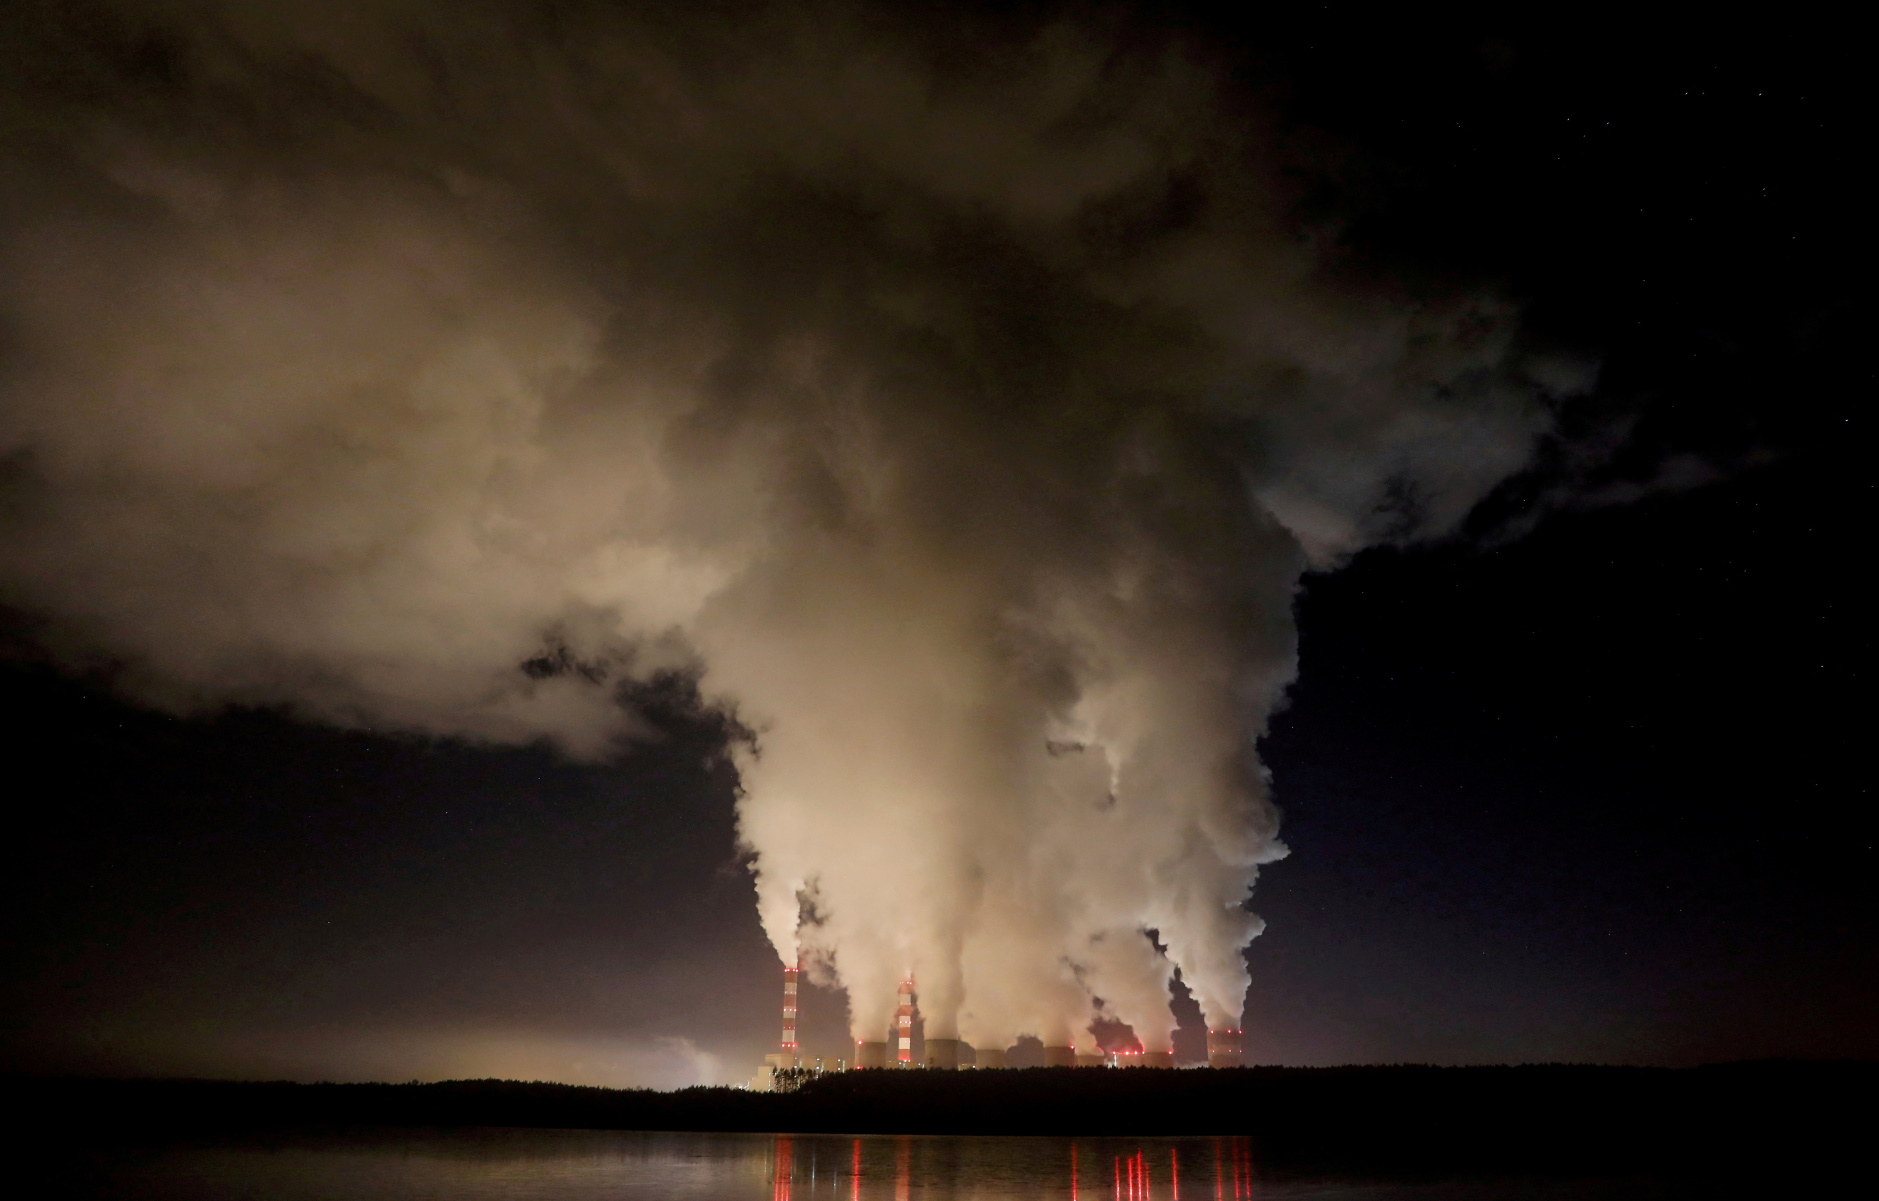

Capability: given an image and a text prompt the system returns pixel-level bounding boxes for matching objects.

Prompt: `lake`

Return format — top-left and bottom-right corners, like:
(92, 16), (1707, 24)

(75, 1127), (1700, 1200)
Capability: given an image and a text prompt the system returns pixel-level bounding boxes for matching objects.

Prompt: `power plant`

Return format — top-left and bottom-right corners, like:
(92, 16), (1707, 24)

(747, 966), (1247, 1089)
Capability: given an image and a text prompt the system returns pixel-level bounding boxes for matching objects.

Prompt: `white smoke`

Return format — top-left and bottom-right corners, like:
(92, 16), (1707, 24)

(0, 2), (1578, 1052)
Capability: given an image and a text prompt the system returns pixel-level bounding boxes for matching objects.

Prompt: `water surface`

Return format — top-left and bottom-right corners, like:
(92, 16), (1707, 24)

(83, 1128), (1689, 1200)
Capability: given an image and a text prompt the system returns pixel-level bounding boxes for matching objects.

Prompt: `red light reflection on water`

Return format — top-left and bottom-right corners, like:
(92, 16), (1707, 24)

(772, 1136), (793, 1201)
(1210, 1137), (1256, 1200)
(1105, 1151), (1159, 1199)
(826, 1134), (1211, 1199)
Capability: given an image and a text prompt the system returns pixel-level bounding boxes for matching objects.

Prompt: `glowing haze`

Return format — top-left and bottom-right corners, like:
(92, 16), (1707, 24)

(0, 2), (1579, 1056)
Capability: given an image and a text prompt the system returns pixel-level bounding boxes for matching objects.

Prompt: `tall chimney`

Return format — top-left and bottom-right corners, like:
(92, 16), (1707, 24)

(895, 977), (916, 1066)
(780, 962), (800, 1058)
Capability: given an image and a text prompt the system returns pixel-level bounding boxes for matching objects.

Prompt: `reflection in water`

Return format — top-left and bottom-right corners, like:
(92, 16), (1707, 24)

(763, 1131), (1215, 1199)
(1113, 1147), (1177, 1199)
(89, 1127), (1685, 1200)
(1214, 1136), (1256, 1200)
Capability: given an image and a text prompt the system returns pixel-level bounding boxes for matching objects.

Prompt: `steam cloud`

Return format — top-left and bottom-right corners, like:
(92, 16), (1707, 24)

(0, 2), (1580, 1052)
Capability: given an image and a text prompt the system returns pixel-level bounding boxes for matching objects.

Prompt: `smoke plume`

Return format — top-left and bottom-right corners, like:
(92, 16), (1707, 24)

(0, 2), (1578, 1051)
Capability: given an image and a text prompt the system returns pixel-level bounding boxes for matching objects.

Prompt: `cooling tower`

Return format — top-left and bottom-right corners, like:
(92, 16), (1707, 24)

(856, 1040), (888, 1069)
(1075, 1052), (1105, 1067)
(973, 1045), (1007, 1069)
(1206, 1028), (1244, 1068)
(924, 1038), (966, 1069)
(1043, 1045), (1076, 1067)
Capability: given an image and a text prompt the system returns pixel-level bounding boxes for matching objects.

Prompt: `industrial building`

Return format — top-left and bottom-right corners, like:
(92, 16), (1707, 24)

(1106, 1049), (1175, 1068)
(748, 965), (1245, 1088)
(1206, 1027), (1244, 1068)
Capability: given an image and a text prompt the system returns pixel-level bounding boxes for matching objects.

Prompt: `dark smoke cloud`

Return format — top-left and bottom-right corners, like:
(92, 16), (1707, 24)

(0, 1), (1584, 1050)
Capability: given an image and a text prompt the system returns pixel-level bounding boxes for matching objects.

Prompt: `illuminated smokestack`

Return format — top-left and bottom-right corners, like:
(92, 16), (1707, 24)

(1206, 1028), (1243, 1068)
(780, 962), (800, 1055)
(895, 978), (915, 1066)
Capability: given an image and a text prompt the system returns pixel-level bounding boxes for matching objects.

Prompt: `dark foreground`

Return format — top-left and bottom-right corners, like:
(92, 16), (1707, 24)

(13, 1061), (1867, 1181)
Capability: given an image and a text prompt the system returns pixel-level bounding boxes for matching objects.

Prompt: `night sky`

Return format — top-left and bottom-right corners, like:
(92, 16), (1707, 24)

(2, 2), (1869, 1088)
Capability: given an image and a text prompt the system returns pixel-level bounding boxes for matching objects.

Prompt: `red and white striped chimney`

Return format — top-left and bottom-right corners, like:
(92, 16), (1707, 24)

(895, 977), (915, 1066)
(780, 962), (800, 1055)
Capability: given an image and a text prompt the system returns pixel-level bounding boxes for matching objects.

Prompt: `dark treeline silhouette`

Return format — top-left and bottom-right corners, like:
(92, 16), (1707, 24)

(13, 1062), (1866, 1178)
